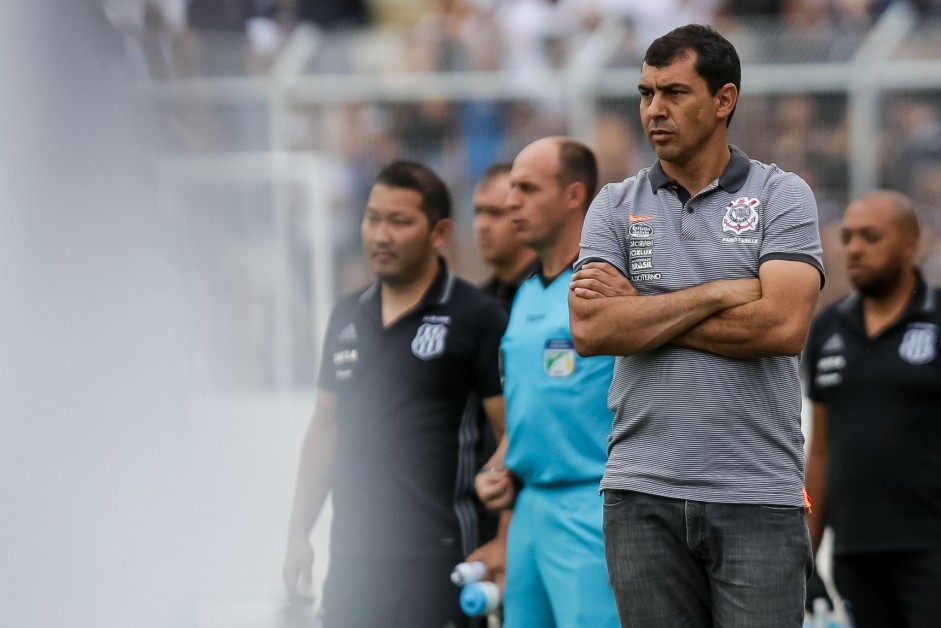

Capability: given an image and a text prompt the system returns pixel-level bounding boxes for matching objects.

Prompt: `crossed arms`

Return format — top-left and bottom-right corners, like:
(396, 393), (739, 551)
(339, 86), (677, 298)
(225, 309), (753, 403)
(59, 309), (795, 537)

(568, 259), (820, 359)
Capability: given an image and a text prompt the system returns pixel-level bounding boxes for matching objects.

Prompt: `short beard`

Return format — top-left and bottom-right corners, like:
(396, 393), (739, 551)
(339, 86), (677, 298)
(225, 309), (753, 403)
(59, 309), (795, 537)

(853, 264), (904, 300)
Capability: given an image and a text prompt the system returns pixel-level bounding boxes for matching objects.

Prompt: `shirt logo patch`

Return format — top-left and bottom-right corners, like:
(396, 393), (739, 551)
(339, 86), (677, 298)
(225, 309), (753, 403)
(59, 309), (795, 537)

(544, 339), (575, 377)
(629, 222), (654, 238)
(338, 323), (358, 342)
(333, 349), (358, 365)
(629, 214), (655, 222)
(411, 323), (449, 360)
(899, 323), (937, 365)
(821, 333), (845, 353)
(722, 197), (760, 234)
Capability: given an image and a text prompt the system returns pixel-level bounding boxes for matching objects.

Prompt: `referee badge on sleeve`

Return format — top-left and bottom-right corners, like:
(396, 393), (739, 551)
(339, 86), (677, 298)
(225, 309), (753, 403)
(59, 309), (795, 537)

(544, 339), (576, 377)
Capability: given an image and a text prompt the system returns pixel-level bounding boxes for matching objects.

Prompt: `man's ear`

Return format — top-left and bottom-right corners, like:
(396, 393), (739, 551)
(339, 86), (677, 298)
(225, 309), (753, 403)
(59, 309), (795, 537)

(564, 181), (588, 212)
(716, 83), (738, 122)
(431, 217), (453, 250)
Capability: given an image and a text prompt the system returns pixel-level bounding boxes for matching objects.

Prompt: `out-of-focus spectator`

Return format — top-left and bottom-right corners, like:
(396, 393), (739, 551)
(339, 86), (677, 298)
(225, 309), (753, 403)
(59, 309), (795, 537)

(910, 159), (941, 285)
(881, 95), (941, 194)
(187, 0), (254, 31)
(411, 0), (509, 185)
(805, 189), (941, 628)
(592, 109), (650, 186)
(717, 0), (877, 62)
(137, 1), (194, 79)
(720, 0), (782, 15)
(183, 0), (254, 76)
(472, 162), (538, 306)
(597, 0), (719, 58)
(770, 93), (848, 221)
(496, 0), (578, 76)
(294, 0), (369, 27)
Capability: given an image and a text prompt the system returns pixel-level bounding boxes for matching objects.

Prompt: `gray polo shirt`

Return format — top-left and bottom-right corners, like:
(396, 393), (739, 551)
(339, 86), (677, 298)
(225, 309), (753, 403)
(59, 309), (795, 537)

(576, 145), (824, 506)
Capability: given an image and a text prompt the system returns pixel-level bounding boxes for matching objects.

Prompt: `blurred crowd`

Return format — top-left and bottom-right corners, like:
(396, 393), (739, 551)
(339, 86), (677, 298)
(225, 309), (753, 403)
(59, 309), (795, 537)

(112, 1), (941, 77)
(117, 0), (941, 221)
(103, 0), (941, 386)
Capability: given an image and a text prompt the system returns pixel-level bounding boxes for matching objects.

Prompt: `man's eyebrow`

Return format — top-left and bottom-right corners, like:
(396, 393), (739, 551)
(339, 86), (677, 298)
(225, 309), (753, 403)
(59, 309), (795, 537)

(639, 81), (688, 91)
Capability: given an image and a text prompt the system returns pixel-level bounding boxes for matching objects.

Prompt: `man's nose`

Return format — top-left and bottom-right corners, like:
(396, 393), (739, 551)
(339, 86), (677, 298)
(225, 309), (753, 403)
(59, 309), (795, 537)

(372, 220), (392, 241)
(506, 189), (521, 211)
(646, 92), (668, 119)
(843, 236), (863, 256)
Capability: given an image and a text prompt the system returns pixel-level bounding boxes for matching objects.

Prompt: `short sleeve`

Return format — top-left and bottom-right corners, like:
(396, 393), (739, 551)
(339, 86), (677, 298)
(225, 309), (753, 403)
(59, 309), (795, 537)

(759, 173), (826, 288)
(473, 298), (508, 399)
(575, 185), (630, 277)
(802, 317), (822, 401)
(316, 303), (343, 391)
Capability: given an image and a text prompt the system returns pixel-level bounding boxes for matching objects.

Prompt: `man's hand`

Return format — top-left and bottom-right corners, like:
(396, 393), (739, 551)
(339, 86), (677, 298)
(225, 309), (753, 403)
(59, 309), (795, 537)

(570, 261), (638, 299)
(805, 570), (833, 614)
(465, 536), (507, 590)
(475, 466), (517, 511)
(282, 535), (316, 606)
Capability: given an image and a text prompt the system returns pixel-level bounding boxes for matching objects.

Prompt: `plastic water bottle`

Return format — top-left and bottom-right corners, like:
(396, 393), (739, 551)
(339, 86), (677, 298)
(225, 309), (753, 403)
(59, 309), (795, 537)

(811, 597), (829, 628)
(460, 581), (501, 617)
(802, 596), (843, 628)
(451, 560), (487, 586)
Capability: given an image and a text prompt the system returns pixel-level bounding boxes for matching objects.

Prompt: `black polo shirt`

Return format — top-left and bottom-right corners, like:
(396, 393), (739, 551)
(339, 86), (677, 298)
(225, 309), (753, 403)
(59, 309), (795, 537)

(318, 260), (507, 559)
(805, 272), (941, 554)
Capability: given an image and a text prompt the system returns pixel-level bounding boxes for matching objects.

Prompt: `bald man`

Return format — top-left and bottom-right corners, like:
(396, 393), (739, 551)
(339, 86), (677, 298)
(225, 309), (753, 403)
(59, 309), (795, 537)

(475, 137), (619, 628)
(804, 190), (941, 628)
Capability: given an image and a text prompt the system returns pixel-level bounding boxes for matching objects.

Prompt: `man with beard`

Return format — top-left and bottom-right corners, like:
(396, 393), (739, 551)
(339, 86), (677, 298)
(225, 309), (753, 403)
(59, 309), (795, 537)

(804, 190), (941, 628)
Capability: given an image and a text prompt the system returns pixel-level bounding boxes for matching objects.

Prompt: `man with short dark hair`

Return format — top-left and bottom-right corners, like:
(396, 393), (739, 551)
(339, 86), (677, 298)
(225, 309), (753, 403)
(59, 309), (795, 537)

(283, 160), (508, 627)
(805, 190), (941, 628)
(473, 163), (539, 309)
(569, 25), (825, 627)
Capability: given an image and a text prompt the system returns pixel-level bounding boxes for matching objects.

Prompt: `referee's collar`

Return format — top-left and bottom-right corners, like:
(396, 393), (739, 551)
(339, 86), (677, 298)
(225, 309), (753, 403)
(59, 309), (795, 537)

(648, 144), (750, 195)
(359, 256), (455, 308)
(533, 253), (579, 288)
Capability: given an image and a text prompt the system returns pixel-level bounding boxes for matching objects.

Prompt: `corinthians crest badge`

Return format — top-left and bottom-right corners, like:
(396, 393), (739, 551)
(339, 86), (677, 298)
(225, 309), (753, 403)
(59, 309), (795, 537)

(722, 197), (760, 234)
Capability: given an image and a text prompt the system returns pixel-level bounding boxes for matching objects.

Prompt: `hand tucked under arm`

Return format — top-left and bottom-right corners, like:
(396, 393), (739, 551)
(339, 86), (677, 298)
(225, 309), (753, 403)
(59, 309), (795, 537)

(672, 259), (820, 358)
(569, 261), (761, 357)
(568, 261), (638, 299)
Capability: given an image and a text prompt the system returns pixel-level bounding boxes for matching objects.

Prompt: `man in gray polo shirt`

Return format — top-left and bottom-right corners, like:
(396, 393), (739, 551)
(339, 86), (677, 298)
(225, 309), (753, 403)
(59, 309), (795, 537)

(569, 24), (825, 628)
